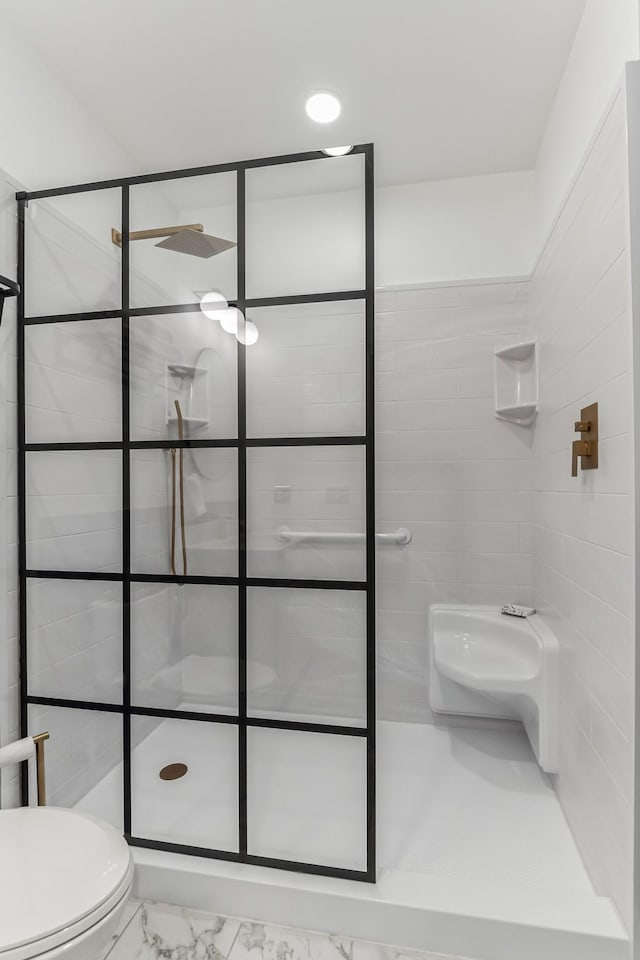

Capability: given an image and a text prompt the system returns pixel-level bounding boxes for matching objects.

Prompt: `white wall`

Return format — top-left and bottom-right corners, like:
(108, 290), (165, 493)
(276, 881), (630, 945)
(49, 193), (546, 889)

(0, 17), (134, 189)
(531, 85), (635, 930)
(535, 0), (640, 247)
(377, 172), (535, 286)
(185, 171), (535, 300)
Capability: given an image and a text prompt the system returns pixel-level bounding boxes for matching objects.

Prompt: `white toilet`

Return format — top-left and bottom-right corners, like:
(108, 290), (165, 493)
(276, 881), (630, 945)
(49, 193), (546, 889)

(0, 741), (134, 959)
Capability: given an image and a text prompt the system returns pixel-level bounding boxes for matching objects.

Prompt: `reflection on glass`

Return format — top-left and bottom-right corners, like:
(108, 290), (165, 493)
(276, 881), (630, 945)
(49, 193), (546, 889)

(131, 716), (238, 850)
(246, 155), (365, 299)
(25, 319), (121, 444)
(131, 583), (238, 714)
(130, 313), (237, 441)
(28, 579), (122, 704)
(28, 705), (123, 829)
(247, 727), (366, 869)
(26, 450), (122, 573)
(129, 173), (237, 309)
(246, 445), (366, 581)
(131, 448), (238, 576)
(246, 301), (364, 438)
(247, 588), (365, 726)
(24, 190), (122, 317)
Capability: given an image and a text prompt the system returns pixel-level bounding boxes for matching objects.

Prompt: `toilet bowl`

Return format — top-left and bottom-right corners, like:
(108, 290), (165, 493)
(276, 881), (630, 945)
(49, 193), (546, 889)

(429, 604), (559, 773)
(0, 806), (134, 959)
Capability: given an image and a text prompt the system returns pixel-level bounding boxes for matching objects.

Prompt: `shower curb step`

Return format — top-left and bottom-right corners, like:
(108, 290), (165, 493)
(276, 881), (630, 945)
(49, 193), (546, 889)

(132, 849), (627, 960)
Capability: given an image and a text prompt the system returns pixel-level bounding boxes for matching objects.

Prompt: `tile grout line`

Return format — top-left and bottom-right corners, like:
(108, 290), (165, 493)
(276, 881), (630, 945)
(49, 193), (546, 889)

(224, 912), (244, 959)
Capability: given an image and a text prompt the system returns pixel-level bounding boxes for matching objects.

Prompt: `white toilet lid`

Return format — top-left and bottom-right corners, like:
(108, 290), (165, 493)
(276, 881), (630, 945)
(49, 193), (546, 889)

(0, 807), (132, 955)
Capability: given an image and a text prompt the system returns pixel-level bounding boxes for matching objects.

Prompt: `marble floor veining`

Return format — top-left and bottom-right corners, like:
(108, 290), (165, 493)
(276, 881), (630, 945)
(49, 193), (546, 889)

(102, 900), (466, 960)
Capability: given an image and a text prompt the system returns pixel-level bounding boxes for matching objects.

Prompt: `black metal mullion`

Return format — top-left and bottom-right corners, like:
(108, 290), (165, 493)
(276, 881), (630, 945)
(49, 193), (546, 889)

(237, 167), (248, 856)
(121, 184), (132, 837)
(246, 436), (365, 447)
(364, 143), (376, 882)
(127, 835), (369, 881)
(16, 145), (371, 201)
(17, 199), (28, 805)
(24, 570), (367, 590)
(24, 436), (366, 452)
(23, 308), (122, 325)
(23, 290), (366, 326)
(25, 695), (367, 737)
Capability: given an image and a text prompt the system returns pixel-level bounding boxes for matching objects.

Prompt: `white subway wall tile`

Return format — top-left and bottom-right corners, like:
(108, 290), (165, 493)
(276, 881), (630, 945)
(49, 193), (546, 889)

(530, 87), (634, 927)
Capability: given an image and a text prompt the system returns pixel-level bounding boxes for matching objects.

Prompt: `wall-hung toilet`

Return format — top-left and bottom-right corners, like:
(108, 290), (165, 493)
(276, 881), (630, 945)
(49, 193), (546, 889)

(429, 604), (559, 773)
(0, 808), (134, 960)
(0, 741), (134, 960)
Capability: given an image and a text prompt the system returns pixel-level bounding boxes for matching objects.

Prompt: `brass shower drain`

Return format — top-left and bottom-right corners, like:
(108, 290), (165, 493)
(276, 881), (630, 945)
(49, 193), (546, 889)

(159, 762), (188, 781)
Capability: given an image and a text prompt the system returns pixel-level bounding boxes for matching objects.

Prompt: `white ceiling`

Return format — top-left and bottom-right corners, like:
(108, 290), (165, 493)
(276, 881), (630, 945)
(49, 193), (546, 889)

(2, 0), (586, 187)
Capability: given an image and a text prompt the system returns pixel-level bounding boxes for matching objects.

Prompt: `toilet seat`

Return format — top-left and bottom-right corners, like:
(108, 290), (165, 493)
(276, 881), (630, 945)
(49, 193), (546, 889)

(0, 807), (134, 960)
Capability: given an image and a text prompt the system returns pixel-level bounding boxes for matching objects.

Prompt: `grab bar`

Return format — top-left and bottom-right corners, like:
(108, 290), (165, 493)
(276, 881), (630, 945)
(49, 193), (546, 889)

(0, 732), (50, 805)
(277, 527), (412, 545)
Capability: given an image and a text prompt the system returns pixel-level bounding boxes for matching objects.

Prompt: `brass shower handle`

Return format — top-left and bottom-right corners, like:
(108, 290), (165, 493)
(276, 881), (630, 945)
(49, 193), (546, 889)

(571, 439), (592, 477)
(111, 224), (204, 246)
(571, 401), (599, 477)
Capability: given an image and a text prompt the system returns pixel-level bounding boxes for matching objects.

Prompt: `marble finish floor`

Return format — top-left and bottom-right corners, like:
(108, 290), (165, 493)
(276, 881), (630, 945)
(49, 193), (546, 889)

(102, 899), (464, 960)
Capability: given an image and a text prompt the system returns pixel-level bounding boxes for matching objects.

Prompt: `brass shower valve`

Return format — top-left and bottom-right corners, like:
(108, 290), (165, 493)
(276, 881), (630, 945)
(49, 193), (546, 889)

(571, 402), (598, 477)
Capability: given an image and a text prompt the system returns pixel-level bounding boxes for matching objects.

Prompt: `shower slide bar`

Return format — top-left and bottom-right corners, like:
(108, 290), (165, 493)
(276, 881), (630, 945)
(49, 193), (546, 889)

(277, 527), (412, 545)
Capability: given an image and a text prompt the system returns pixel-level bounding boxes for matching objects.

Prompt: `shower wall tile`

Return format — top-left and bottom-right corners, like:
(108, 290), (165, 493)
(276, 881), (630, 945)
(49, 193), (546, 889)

(247, 588), (366, 725)
(374, 277), (533, 725)
(24, 318), (121, 444)
(529, 86), (634, 928)
(27, 578), (122, 704)
(26, 450), (122, 573)
(27, 704), (123, 822)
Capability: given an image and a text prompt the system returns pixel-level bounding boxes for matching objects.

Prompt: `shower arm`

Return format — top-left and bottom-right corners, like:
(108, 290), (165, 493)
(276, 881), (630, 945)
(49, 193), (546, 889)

(111, 224), (204, 247)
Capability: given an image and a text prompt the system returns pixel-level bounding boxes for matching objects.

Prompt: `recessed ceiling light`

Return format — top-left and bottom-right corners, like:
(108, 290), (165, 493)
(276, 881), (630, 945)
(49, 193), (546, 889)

(322, 146), (353, 157)
(305, 92), (341, 124)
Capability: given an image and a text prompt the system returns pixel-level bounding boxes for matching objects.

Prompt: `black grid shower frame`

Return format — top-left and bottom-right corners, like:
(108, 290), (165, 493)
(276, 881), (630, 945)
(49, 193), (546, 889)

(16, 144), (376, 883)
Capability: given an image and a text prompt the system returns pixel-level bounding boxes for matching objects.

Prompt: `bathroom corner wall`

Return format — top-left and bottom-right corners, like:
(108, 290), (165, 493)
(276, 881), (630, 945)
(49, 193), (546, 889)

(530, 84), (635, 928)
(375, 279), (533, 721)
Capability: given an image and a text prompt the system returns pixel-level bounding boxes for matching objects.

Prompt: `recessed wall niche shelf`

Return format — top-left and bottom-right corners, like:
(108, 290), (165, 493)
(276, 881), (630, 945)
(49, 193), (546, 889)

(494, 340), (538, 426)
(165, 362), (209, 431)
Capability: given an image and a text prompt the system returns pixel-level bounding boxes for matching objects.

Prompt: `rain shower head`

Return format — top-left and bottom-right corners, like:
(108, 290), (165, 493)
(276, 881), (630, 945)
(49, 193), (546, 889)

(156, 229), (236, 259)
(111, 223), (236, 259)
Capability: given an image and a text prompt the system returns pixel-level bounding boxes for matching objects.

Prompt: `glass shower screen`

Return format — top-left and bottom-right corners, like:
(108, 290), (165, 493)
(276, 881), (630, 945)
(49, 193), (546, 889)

(18, 145), (375, 880)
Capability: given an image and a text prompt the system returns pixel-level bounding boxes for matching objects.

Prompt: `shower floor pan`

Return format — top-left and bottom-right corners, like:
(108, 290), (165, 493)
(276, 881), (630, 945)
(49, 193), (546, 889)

(77, 721), (627, 960)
